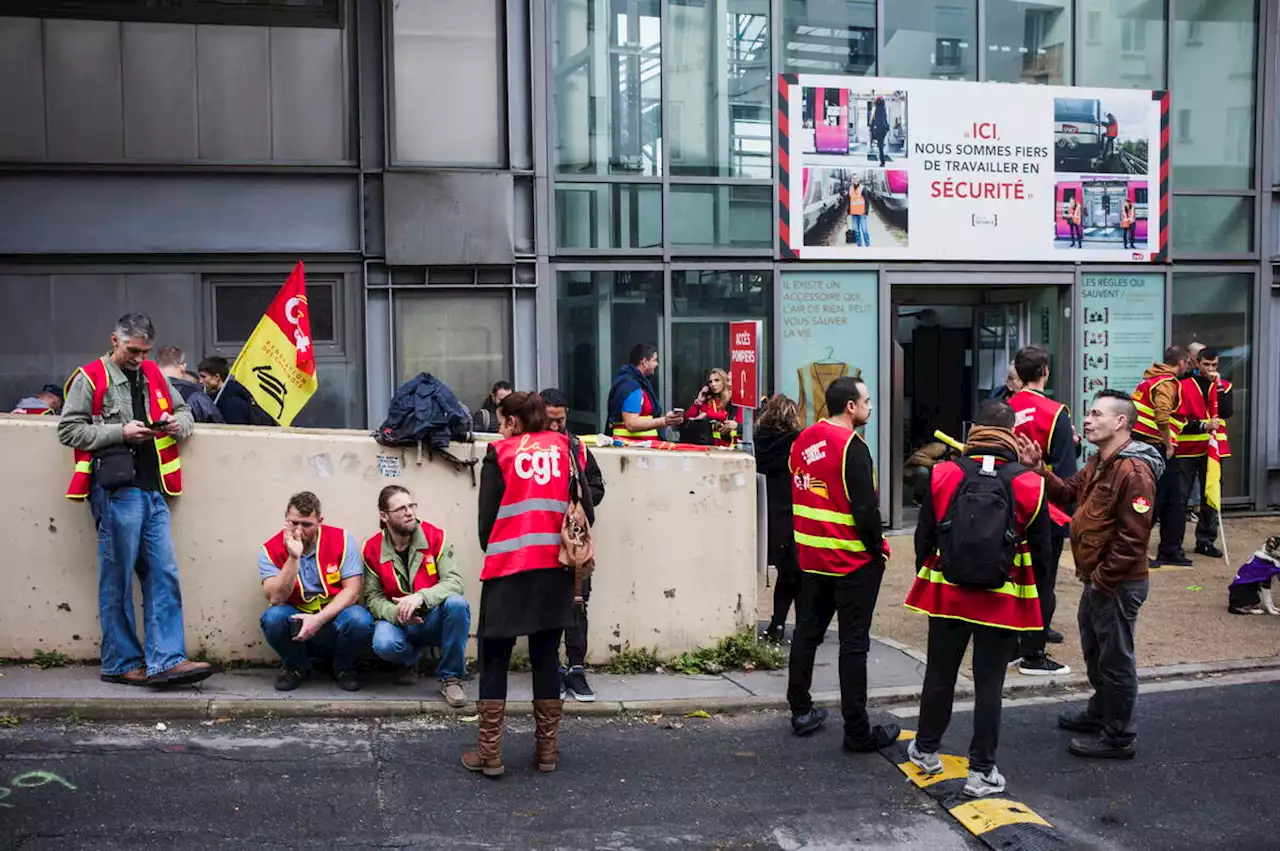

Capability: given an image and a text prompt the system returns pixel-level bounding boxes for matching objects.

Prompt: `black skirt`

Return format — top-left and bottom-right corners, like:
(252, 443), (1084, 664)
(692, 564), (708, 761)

(477, 567), (575, 640)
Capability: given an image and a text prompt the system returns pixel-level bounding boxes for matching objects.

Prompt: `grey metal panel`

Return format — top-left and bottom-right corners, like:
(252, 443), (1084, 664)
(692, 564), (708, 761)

(44, 19), (124, 161)
(355, 0), (385, 170)
(383, 171), (514, 265)
(0, 174), (360, 254)
(196, 25), (271, 160)
(0, 18), (47, 159)
(269, 26), (347, 161)
(122, 23), (198, 160)
(0, 275), (54, 377)
(514, 287), (536, 390)
(124, 274), (198, 357)
(363, 173), (385, 258)
(507, 0), (532, 170)
(52, 274), (126, 378)
(365, 286), (391, 429)
(514, 174), (535, 255)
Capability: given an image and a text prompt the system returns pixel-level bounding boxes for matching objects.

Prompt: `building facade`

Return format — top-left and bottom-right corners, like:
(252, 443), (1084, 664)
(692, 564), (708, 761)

(0, 0), (1276, 514)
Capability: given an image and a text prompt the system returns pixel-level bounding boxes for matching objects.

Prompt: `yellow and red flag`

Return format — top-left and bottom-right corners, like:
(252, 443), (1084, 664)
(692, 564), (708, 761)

(1204, 432), (1222, 512)
(229, 261), (318, 426)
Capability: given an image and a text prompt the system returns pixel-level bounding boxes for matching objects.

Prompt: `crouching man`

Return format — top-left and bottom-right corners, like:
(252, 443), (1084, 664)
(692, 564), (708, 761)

(364, 485), (471, 708)
(259, 491), (373, 692)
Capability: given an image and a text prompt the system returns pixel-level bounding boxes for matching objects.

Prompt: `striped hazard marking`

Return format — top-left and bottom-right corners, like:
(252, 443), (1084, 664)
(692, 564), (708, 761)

(883, 730), (1067, 850)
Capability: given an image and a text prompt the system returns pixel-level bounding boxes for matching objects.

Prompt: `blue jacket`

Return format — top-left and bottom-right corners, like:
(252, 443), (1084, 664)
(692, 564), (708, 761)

(606, 365), (662, 432)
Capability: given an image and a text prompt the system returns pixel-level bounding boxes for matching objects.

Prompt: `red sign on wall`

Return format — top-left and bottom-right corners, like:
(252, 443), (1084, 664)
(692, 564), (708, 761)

(729, 320), (762, 408)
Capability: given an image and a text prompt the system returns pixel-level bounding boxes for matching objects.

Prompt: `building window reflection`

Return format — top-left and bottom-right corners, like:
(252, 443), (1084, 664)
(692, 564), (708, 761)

(883, 1), (977, 81)
(781, 0), (877, 75)
(985, 0), (1071, 85)
(1076, 0), (1165, 89)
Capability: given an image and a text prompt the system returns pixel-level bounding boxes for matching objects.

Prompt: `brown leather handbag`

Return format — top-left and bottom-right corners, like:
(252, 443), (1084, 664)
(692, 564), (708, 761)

(559, 435), (596, 600)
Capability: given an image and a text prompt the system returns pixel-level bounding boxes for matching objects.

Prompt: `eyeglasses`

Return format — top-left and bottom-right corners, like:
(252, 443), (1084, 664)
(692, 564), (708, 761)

(387, 503), (417, 516)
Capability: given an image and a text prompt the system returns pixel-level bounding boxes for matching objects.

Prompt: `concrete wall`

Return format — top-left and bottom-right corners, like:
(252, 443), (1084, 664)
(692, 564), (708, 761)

(0, 418), (757, 665)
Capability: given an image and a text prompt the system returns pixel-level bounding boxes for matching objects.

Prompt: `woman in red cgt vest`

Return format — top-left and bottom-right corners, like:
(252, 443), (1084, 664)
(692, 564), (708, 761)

(463, 391), (594, 778)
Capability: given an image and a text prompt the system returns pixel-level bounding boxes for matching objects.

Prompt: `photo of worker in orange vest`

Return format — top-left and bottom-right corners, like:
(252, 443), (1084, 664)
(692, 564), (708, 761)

(1121, 198), (1136, 249)
(1066, 197), (1083, 248)
(1102, 112), (1119, 162)
(847, 175), (870, 247)
(904, 399), (1052, 798)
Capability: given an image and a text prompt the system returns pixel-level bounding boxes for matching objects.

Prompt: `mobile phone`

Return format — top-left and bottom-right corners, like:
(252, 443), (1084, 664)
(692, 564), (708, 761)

(289, 617), (303, 638)
(671, 408), (685, 418)
(147, 421), (166, 430)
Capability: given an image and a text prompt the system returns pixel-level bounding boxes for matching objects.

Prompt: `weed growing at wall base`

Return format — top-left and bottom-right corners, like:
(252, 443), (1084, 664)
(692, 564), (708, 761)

(604, 632), (785, 677)
(32, 650), (70, 669)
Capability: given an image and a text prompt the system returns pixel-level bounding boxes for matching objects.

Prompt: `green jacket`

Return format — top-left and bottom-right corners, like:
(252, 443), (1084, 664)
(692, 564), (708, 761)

(57, 356), (194, 451)
(362, 524), (465, 622)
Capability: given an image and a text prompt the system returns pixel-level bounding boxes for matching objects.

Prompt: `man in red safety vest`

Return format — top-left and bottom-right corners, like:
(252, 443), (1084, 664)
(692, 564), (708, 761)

(57, 312), (213, 687)
(10, 383), (62, 415)
(1174, 346), (1234, 558)
(1008, 345), (1076, 676)
(905, 400), (1052, 798)
(1131, 345), (1192, 566)
(786, 376), (900, 751)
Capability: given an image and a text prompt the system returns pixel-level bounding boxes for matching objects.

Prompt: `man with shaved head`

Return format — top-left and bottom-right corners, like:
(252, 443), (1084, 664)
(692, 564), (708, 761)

(1017, 389), (1162, 761)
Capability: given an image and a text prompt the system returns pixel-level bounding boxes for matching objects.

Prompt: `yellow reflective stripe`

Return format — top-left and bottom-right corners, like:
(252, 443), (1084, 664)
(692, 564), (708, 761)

(74, 460), (92, 474)
(1178, 433), (1208, 442)
(793, 504), (855, 526)
(1132, 401), (1155, 415)
(154, 435), (177, 451)
(159, 457), (181, 476)
(612, 426), (658, 437)
(914, 567), (1039, 600)
(794, 531), (866, 552)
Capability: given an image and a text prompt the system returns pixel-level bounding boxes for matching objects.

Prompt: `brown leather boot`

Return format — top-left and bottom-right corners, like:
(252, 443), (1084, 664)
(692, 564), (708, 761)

(461, 699), (505, 777)
(533, 698), (564, 773)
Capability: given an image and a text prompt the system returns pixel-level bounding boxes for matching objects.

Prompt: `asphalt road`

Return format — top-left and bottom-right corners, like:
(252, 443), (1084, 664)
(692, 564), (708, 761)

(3, 680), (1278, 850)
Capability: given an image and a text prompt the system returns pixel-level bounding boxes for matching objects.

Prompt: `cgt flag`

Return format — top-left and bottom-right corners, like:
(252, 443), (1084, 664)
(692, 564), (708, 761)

(229, 261), (318, 426)
(1204, 432), (1223, 513)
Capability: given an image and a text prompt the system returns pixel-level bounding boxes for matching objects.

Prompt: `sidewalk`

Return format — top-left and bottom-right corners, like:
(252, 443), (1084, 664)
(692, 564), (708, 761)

(0, 630), (931, 721)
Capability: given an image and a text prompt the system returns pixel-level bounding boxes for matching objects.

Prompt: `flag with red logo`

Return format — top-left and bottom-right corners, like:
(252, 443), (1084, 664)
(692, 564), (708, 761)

(228, 261), (318, 426)
(1204, 432), (1222, 512)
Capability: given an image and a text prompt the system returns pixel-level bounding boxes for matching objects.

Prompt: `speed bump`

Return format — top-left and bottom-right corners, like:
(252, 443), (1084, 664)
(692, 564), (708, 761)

(881, 730), (1068, 850)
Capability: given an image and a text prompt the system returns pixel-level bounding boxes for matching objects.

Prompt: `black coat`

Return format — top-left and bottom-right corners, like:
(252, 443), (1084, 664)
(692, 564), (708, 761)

(754, 427), (800, 562)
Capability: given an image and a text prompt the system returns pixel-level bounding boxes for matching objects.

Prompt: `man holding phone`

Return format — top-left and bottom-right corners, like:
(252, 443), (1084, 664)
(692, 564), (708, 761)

(58, 313), (214, 687)
(259, 491), (372, 691)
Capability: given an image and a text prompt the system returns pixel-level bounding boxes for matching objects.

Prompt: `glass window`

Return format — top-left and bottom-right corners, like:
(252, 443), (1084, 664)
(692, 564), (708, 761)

(553, 0), (662, 176)
(556, 183), (662, 249)
(668, 0), (770, 178)
(214, 281), (335, 344)
(393, 0), (506, 166)
(1172, 195), (1254, 254)
(985, 0), (1071, 85)
(1076, 0), (1165, 89)
(1171, 0), (1257, 190)
(670, 270), (772, 411)
(670, 185), (772, 249)
(556, 270), (664, 433)
(394, 291), (512, 413)
(883, 1), (977, 81)
(1172, 272), (1253, 498)
(781, 0), (877, 76)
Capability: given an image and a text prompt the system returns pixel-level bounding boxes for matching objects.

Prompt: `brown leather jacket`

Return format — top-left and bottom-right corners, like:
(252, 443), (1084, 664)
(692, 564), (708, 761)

(1044, 439), (1162, 593)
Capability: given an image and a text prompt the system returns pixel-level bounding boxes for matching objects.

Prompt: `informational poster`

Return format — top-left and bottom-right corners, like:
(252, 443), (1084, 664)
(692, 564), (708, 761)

(780, 74), (1165, 262)
(1078, 273), (1166, 447)
(779, 271), (878, 460)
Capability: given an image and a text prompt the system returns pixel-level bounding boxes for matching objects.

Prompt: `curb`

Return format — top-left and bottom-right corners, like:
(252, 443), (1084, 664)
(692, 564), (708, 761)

(3, 657), (1278, 723)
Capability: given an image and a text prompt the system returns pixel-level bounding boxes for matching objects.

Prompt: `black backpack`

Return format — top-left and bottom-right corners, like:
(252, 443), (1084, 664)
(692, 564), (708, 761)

(374, 373), (478, 484)
(937, 456), (1023, 589)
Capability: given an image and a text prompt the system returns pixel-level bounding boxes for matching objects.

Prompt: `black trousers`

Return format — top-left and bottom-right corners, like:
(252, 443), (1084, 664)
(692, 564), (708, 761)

(1068, 221), (1082, 245)
(1155, 454), (1192, 559)
(1122, 225), (1136, 249)
(1183, 455), (1221, 548)
(770, 543), (801, 629)
(786, 564), (885, 744)
(1078, 580), (1148, 746)
(1020, 529), (1063, 658)
(479, 629), (563, 701)
(916, 618), (1018, 774)
(564, 579), (591, 669)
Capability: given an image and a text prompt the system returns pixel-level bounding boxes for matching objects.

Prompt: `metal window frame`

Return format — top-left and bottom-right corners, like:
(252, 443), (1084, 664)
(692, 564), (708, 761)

(20, 0), (344, 29)
(204, 275), (344, 355)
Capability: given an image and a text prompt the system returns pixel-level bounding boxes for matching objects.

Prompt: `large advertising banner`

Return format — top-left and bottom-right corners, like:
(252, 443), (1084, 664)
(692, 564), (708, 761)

(779, 271), (879, 461)
(779, 74), (1168, 262)
(1078, 272), (1166, 454)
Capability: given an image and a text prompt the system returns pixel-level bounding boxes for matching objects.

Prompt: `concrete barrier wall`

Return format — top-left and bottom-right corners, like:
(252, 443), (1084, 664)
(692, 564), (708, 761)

(0, 418), (757, 665)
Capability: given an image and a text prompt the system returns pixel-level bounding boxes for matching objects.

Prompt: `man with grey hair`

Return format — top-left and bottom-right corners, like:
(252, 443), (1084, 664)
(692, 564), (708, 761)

(57, 313), (214, 687)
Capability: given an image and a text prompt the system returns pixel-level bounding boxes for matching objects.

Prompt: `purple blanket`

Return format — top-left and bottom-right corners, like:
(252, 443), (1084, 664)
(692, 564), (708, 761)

(1230, 554), (1280, 587)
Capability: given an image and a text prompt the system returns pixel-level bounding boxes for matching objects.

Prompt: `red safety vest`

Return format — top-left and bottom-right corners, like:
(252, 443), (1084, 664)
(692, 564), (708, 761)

(64, 357), (183, 500)
(11, 406), (54, 415)
(362, 520), (446, 597)
(904, 456), (1044, 631)
(1010, 389), (1069, 471)
(1131, 374), (1185, 445)
(789, 419), (886, 576)
(481, 431), (585, 581)
(261, 524), (349, 612)
(1174, 376), (1233, 458)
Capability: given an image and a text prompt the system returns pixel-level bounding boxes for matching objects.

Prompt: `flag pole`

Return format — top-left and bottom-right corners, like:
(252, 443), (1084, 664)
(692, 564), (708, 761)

(1218, 515), (1231, 566)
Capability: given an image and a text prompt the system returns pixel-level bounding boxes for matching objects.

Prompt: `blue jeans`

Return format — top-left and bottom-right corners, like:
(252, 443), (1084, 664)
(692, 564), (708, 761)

(260, 604), (373, 673)
(848, 214), (870, 246)
(90, 484), (189, 677)
(370, 594), (471, 680)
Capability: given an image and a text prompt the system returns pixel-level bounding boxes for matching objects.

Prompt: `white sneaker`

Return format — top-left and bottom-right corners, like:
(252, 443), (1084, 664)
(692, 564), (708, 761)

(964, 766), (1006, 798)
(907, 740), (943, 775)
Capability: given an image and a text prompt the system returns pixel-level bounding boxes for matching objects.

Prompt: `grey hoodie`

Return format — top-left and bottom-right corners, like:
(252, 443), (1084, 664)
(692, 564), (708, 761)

(1116, 438), (1165, 480)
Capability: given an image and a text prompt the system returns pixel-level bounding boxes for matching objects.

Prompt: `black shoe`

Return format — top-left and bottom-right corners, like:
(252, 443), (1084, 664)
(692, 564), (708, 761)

(1194, 542), (1224, 558)
(564, 667), (596, 703)
(843, 722), (902, 753)
(1069, 735), (1135, 760)
(1058, 707), (1104, 733)
(334, 669), (362, 692)
(1045, 628), (1064, 645)
(763, 624), (786, 644)
(275, 668), (310, 692)
(790, 707), (829, 736)
(1155, 553), (1194, 567)
(1018, 655), (1071, 676)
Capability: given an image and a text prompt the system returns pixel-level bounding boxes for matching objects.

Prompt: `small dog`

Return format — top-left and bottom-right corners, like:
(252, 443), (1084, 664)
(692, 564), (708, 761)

(1228, 536), (1280, 615)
